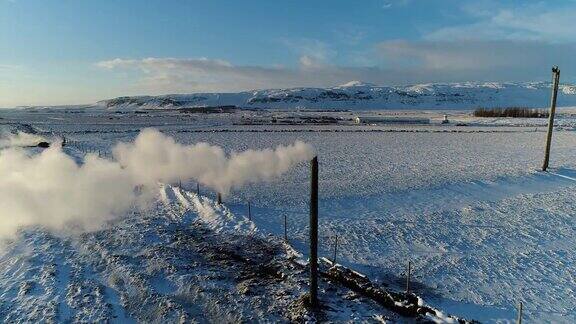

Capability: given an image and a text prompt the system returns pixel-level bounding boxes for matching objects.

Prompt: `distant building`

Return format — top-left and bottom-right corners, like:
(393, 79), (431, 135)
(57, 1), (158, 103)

(353, 116), (430, 125)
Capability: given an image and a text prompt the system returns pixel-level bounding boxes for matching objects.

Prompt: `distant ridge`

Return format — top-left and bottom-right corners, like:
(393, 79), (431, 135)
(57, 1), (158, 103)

(98, 81), (576, 110)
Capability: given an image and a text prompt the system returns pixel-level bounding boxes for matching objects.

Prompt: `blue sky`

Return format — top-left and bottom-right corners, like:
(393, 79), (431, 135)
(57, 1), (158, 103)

(1, 0), (575, 106)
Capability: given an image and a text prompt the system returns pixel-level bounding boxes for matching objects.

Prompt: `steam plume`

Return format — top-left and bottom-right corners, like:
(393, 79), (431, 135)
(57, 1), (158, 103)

(0, 128), (315, 239)
(113, 128), (315, 194)
(0, 131), (47, 148)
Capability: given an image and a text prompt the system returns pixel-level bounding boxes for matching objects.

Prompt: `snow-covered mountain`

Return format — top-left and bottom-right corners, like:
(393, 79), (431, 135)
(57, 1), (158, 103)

(99, 81), (576, 110)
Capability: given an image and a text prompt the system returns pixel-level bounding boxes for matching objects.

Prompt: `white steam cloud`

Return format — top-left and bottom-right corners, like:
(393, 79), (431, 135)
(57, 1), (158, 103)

(113, 128), (315, 195)
(0, 128), (315, 240)
(0, 131), (47, 149)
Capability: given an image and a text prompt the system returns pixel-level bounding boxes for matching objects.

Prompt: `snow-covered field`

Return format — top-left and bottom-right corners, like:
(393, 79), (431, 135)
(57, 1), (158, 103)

(2, 108), (576, 322)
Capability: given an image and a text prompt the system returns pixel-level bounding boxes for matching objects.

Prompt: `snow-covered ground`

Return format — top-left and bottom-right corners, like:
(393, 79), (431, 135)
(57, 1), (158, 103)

(0, 184), (417, 322)
(2, 108), (576, 322)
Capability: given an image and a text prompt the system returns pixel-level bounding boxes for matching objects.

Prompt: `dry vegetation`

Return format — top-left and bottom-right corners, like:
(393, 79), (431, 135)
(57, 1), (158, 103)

(473, 107), (549, 118)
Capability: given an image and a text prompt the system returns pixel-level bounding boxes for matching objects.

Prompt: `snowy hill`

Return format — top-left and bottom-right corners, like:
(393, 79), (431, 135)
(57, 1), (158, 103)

(99, 81), (576, 110)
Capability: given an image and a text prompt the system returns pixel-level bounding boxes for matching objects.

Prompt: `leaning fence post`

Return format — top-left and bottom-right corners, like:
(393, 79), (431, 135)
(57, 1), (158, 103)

(309, 156), (319, 307)
(406, 260), (411, 294)
(517, 301), (523, 324)
(542, 66), (561, 171)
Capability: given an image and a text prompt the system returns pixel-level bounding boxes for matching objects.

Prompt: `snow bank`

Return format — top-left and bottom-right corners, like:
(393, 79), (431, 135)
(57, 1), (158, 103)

(160, 184), (256, 235)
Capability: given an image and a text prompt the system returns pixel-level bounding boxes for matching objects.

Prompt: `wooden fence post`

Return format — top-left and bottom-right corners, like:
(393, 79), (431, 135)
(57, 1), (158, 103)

(197, 183), (200, 195)
(406, 261), (411, 294)
(332, 235), (338, 265)
(543, 66), (561, 171)
(217, 192), (222, 204)
(284, 214), (288, 242)
(248, 201), (251, 221)
(309, 156), (319, 307)
(517, 301), (523, 324)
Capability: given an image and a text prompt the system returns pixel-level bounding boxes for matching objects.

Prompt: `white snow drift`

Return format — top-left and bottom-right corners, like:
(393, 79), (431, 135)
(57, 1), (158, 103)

(0, 128), (314, 240)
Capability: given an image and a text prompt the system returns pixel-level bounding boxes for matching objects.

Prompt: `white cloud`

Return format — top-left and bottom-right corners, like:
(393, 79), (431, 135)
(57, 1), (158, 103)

(97, 39), (576, 95)
(279, 38), (336, 64)
(96, 2), (576, 96)
(382, 0), (412, 10)
(0, 64), (22, 73)
(98, 56), (391, 93)
(426, 2), (576, 43)
(376, 39), (576, 80)
(377, 40), (574, 70)
(332, 24), (368, 46)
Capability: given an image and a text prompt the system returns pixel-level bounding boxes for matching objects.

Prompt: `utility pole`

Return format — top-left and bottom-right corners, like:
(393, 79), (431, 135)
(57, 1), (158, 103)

(542, 66), (561, 171)
(309, 156), (319, 307)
